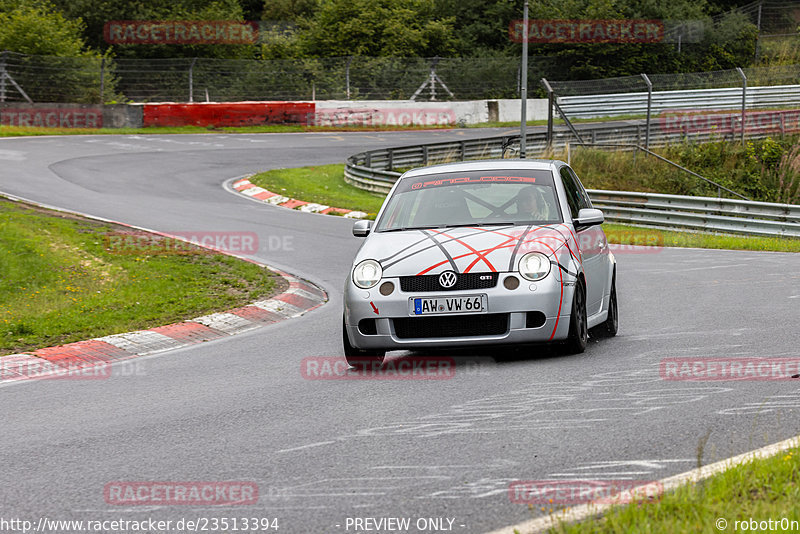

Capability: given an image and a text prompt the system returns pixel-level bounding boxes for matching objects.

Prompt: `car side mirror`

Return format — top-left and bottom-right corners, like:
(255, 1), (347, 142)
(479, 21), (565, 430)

(575, 208), (604, 229)
(352, 220), (373, 237)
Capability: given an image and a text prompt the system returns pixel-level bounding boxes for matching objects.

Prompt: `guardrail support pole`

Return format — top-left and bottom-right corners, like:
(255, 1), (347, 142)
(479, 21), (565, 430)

(541, 78), (554, 149)
(519, 0), (529, 159)
(189, 57), (197, 103)
(737, 67), (747, 146)
(641, 73), (652, 150)
(754, 1), (763, 61)
(0, 50), (7, 103)
(422, 145), (428, 166)
(345, 56), (352, 100)
(99, 57), (105, 105)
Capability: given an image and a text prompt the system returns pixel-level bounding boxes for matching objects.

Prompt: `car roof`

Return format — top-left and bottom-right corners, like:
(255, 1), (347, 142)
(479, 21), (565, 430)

(400, 158), (564, 179)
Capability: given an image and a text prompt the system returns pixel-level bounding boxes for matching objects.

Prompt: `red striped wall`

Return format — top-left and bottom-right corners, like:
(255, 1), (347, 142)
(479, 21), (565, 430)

(142, 102), (315, 127)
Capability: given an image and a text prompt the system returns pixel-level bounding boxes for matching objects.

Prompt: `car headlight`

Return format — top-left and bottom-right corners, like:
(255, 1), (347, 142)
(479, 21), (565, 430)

(518, 252), (551, 281)
(353, 259), (383, 289)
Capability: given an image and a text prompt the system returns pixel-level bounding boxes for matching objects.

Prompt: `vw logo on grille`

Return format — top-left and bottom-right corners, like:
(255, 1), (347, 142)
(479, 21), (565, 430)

(438, 271), (458, 288)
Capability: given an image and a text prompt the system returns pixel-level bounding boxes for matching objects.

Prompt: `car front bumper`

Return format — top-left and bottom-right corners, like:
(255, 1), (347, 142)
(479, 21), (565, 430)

(344, 272), (575, 351)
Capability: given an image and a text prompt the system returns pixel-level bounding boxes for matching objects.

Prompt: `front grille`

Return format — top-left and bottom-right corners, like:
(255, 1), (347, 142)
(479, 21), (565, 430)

(399, 272), (498, 292)
(393, 313), (509, 339)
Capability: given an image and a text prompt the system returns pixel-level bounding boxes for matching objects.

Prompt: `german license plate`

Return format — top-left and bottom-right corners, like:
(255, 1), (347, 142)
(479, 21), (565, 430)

(410, 295), (487, 316)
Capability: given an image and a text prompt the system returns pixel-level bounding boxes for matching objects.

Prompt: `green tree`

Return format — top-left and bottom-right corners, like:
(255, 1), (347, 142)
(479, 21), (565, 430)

(300, 0), (459, 57)
(433, 0), (519, 55)
(49, 0), (258, 59)
(0, 0), (91, 55)
(0, 0), (116, 103)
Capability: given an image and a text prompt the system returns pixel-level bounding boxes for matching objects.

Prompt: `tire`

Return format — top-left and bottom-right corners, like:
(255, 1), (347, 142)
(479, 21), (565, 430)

(343, 317), (385, 367)
(562, 280), (588, 354)
(596, 274), (618, 338)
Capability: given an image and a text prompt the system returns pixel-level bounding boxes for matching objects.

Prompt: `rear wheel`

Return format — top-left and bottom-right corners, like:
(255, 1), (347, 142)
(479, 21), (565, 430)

(596, 274), (618, 337)
(562, 281), (588, 354)
(343, 317), (385, 367)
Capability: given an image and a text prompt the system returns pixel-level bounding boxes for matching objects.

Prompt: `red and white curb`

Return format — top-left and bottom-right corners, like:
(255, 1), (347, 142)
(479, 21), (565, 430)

(231, 177), (369, 219)
(0, 192), (328, 386)
(0, 273), (325, 384)
(486, 434), (800, 534)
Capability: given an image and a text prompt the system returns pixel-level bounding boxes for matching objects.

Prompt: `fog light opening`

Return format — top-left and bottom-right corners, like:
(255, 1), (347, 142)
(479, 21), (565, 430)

(379, 281), (395, 296)
(504, 276), (520, 290)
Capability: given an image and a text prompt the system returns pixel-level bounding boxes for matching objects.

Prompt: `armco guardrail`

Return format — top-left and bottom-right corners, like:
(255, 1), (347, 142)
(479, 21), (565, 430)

(347, 120), (798, 190)
(559, 85), (800, 119)
(344, 130), (800, 238)
(588, 190), (800, 238)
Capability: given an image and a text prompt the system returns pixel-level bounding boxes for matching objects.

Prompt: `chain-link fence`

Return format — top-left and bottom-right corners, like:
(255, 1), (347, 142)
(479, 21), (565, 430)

(548, 64), (800, 98)
(545, 64), (800, 134)
(0, 52), (564, 104)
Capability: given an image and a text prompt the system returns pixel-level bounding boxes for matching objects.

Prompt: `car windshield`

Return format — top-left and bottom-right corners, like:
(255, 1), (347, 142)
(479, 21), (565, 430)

(374, 169), (562, 232)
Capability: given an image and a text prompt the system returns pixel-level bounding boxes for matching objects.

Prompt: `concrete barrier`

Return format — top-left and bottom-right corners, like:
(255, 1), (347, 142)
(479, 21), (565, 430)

(0, 99), (549, 129)
(141, 101), (314, 127)
(0, 104), (105, 128)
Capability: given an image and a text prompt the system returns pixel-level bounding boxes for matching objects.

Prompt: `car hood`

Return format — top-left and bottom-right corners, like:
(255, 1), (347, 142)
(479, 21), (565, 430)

(358, 224), (574, 277)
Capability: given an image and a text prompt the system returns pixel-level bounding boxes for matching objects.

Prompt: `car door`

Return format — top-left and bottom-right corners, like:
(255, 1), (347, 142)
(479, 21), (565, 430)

(560, 166), (607, 316)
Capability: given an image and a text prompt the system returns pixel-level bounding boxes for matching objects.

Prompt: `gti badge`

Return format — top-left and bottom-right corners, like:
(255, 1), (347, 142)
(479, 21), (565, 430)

(438, 270), (457, 288)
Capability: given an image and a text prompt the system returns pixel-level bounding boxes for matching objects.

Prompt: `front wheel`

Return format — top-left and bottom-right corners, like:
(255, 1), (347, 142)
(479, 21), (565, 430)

(343, 317), (385, 367)
(562, 281), (588, 354)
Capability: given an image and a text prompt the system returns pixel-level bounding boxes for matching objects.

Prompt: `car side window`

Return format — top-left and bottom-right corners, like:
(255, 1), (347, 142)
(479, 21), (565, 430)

(559, 167), (585, 220)
(567, 167), (593, 209)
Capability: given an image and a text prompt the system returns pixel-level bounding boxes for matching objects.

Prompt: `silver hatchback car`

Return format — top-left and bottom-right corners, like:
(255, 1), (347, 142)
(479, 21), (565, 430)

(343, 159), (618, 366)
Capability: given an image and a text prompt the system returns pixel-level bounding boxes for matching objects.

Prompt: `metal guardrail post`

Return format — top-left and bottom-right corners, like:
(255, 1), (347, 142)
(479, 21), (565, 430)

(345, 56), (352, 100)
(99, 57), (105, 105)
(641, 73), (653, 150)
(519, 0), (529, 159)
(460, 141), (466, 161)
(189, 57), (197, 103)
(754, 1), (763, 61)
(387, 149), (393, 170)
(422, 145), (428, 166)
(541, 78), (554, 148)
(0, 50), (6, 103)
(552, 98), (585, 145)
(0, 51), (32, 104)
(737, 67), (747, 145)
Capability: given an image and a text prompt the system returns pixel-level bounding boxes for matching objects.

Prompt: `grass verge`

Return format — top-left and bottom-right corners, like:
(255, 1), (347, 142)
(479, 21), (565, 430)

(250, 164), (385, 215)
(547, 446), (800, 533)
(250, 164), (800, 253)
(0, 198), (283, 355)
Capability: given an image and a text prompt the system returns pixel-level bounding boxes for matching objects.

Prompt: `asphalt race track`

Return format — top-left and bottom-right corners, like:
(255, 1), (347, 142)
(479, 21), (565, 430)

(1, 129), (799, 533)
